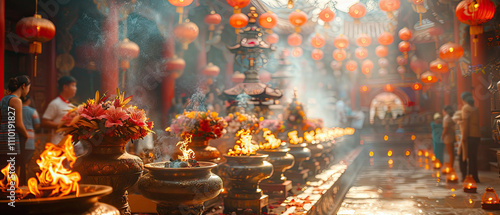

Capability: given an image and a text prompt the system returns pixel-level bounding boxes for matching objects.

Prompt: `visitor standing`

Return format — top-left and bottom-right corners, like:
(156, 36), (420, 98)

(42, 76), (77, 144)
(441, 105), (456, 168)
(458, 92), (480, 183)
(0, 75), (31, 185)
(431, 113), (444, 163)
(21, 95), (39, 175)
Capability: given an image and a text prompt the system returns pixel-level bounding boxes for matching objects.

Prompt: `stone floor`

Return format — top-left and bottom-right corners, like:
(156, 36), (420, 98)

(337, 152), (500, 215)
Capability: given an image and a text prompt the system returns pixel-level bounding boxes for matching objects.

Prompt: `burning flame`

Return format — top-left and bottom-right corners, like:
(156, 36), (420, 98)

(314, 128), (327, 142)
(288, 130), (303, 145)
(259, 129), (282, 150)
(344, 127), (355, 135)
(0, 163), (19, 192)
(304, 131), (315, 143)
(228, 129), (259, 156)
(28, 135), (81, 198)
(177, 135), (195, 161)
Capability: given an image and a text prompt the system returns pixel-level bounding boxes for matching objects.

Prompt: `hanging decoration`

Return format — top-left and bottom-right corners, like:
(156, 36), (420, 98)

(410, 57), (428, 78)
(227, 0), (251, 14)
(397, 66), (406, 79)
(166, 56), (186, 79)
(334, 34), (349, 49)
(378, 68), (388, 77)
(348, 2), (367, 23)
(360, 85), (370, 93)
(439, 42), (464, 68)
(397, 55), (407, 66)
(15, 0), (56, 77)
(383, 84), (395, 92)
(355, 47), (368, 60)
(428, 26), (444, 49)
(399, 27), (413, 41)
(287, 33), (302, 47)
(455, 0), (495, 56)
(265, 33), (279, 45)
(202, 62), (220, 77)
(204, 11), (221, 40)
(174, 20), (199, 51)
(345, 60), (358, 71)
(287, 0), (294, 9)
(356, 33), (372, 47)
(375, 46), (389, 57)
(398, 41), (411, 59)
(421, 71), (438, 84)
(332, 49), (346, 62)
(116, 38), (139, 88)
(361, 59), (374, 77)
(168, 0), (194, 24)
(319, 7), (335, 28)
(378, 31), (394, 46)
(411, 0), (427, 25)
(311, 49), (324, 61)
(411, 82), (422, 91)
(289, 10), (308, 33)
(259, 71), (272, 83)
(311, 33), (326, 48)
(229, 13), (249, 34)
(292, 47), (303, 57)
(259, 11), (278, 32)
(378, 58), (389, 68)
(379, 0), (401, 19)
(429, 58), (449, 74)
(232, 71), (245, 83)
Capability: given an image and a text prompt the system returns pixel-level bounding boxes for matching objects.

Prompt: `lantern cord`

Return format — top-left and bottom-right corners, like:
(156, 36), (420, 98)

(122, 69), (125, 89)
(34, 54), (37, 77)
(35, 0), (38, 15)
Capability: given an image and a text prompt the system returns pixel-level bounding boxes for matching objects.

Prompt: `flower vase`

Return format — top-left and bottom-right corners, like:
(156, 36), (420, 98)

(74, 136), (143, 215)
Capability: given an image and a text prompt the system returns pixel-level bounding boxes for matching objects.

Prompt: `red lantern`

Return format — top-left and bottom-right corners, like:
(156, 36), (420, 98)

(349, 3), (367, 21)
(15, 14), (56, 77)
(311, 33), (326, 48)
(355, 47), (368, 60)
(378, 58), (389, 68)
(456, 0), (495, 36)
(226, 0), (251, 13)
(311, 49), (324, 60)
(202, 63), (220, 77)
(346, 60), (358, 71)
(439, 42), (464, 67)
(166, 57), (186, 79)
(377, 32), (394, 46)
(292, 47), (303, 57)
(259, 71), (272, 83)
(174, 21), (199, 50)
(205, 11), (221, 30)
(319, 7), (335, 28)
(229, 13), (249, 29)
(259, 12), (278, 29)
(397, 55), (407, 65)
(398, 41), (411, 58)
(289, 10), (308, 32)
(362, 59), (374, 75)
(168, 0), (194, 23)
(360, 85), (370, 93)
(412, 83), (423, 91)
(429, 58), (449, 74)
(232, 72), (245, 83)
(397, 66), (406, 78)
(332, 49), (347, 62)
(265, 33), (279, 45)
(356, 33), (372, 47)
(375, 45), (389, 57)
(117, 38), (140, 70)
(379, 0), (401, 18)
(412, 0), (424, 4)
(383, 84), (395, 92)
(410, 57), (428, 76)
(334, 34), (349, 49)
(378, 68), (388, 76)
(411, 0), (427, 25)
(288, 33), (302, 47)
(421, 71), (438, 84)
(398, 27), (413, 41)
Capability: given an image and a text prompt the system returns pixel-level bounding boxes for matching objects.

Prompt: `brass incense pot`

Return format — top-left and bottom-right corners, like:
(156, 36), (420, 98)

(307, 142), (324, 158)
(287, 143), (311, 172)
(137, 161), (223, 215)
(258, 148), (294, 184)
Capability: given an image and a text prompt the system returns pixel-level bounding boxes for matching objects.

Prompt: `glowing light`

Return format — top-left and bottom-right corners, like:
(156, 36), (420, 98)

(449, 47), (454, 52)
(384, 135), (388, 141)
(388, 159), (393, 165)
(418, 150), (422, 156)
(287, 0), (294, 8)
(405, 150), (411, 156)
(424, 151), (429, 157)
(369, 151), (374, 157)
(411, 135), (416, 140)
(387, 150), (393, 157)
(288, 130), (303, 145)
(228, 129), (259, 156)
(259, 128), (282, 150)
(177, 135), (195, 161)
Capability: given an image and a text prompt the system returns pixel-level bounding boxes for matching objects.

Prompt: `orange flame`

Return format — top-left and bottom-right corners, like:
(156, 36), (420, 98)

(288, 130), (303, 145)
(228, 129), (259, 156)
(304, 131), (315, 143)
(28, 135), (81, 198)
(314, 128), (327, 142)
(0, 163), (19, 192)
(259, 129), (282, 150)
(344, 127), (355, 135)
(177, 135), (195, 161)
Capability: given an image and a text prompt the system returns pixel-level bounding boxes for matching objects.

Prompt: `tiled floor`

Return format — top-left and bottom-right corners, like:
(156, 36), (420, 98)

(337, 153), (500, 215)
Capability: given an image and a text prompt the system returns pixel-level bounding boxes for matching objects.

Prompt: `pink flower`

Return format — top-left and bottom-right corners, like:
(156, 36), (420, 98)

(127, 107), (146, 127)
(80, 104), (106, 121)
(103, 106), (129, 128)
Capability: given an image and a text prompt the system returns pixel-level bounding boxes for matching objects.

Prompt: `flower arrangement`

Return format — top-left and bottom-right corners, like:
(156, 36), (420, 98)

(224, 112), (260, 134)
(259, 119), (285, 134)
(58, 89), (154, 143)
(168, 110), (227, 140)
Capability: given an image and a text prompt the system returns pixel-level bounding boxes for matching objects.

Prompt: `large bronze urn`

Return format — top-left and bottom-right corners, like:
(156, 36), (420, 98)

(173, 137), (221, 162)
(219, 154), (273, 214)
(258, 148), (294, 184)
(74, 136), (143, 215)
(287, 143), (311, 172)
(137, 161), (223, 215)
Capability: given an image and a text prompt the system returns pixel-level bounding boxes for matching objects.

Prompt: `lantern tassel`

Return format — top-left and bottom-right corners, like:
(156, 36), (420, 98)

(419, 14), (422, 26)
(122, 69), (126, 89)
(473, 38), (478, 57)
(177, 7), (183, 24)
(34, 54), (37, 77)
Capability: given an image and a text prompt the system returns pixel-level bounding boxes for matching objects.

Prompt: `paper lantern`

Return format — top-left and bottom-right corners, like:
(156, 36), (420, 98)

(439, 42), (464, 67)
(361, 59), (374, 75)
(355, 47), (368, 60)
(378, 58), (389, 68)
(117, 38), (140, 70)
(205, 11), (221, 40)
(410, 57), (428, 76)
(202, 63), (220, 77)
(332, 49), (347, 62)
(429, 58), (449, 74)
(398, 27), (413, 41)
(378, 68), (388, 76)
(356, 33), (372, 47)
(412, 83), (422, 91)
(259, 12), (278, 29)
(311, 49), (324, 60)
(379, 0), (401, 18)
(166, 57), (186, 79)
(375, 45), (389, 57)
(456, 0), (495, 36)
(377, 32), (394, 45)
(229, 13), (249, 29)
(346, 60), (358, 71)
(174, 21), (199, 50)
(411, 0), (427, 25)
(349, 3), (367, 22)
(360, 85), (370, 93)
(334, 34), (349, 49)
(319, 7), (335, 28)
(481, 187), (500, 210)
(259, 71), (272, 83)
(288, 33), (302, 47)
(265, 33), (279, 45)
(398, 41), (411, 58)
(397, 66), (406, 79)
(232, 71), (245, 83)
(226, 0), (251, 13)
(311, 33), (326, 48)
(289, 10), (308, 32)
(292, 47), (303, 57)
(383, 84), (395, 92)
(168, 0), (194, 23)
(421, 71), (438, 83)
(397, 55), (407, 65)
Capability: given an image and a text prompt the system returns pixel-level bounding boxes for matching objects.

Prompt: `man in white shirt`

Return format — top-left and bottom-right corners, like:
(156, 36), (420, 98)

(42, 76), (77, 144)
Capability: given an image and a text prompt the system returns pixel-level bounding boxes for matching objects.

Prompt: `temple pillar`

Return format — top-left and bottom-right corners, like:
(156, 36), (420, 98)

(454, 12), (472, 108)
(471, 33), (491, 137)
(0, 0), (4, 99)
(162, 37), (176, 126)
(101, 0), (119, 93)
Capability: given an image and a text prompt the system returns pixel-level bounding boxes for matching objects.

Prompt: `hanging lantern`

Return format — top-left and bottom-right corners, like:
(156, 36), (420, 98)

(334, 34), (349, 49)
(356, 33), (372, 47)
(330, 60), (342, 70)
(378, 58), (389, 68)
(375, 45), (389, 57)
(259, 11), (278, 30)
(332, 49), (347, 62)
(265, 33), (279, 45)
(16, 14), (56, 77)
(377, 31), (394, 45)
(231, 71), (245, 83)
(202, 62), (220, 77)
(439, 42), (464, 67)
(410, 57), (429, 77)
(397, 55), (407, 66)
(166, 57), (186, 79)
(429, 58), (449, 74)
(319, 7), (335, 28)
(226, 0), (251, 14)
(168, 0), (194, 24)
(456, 0), (495, 36)
(311, 49), (324, 60)
(428, 26), (444, 49)
(462, 175), (477, 193)
(259, 71), (272, 83)
(117, 38), (140, 71)
(378, 68), (388, 76)
(481, 187), (500, 210)
(411, 0), (427, 25)
(398, 41), (411, 58)
(360, 85), (370, 93)
(205, 11), (221, 40)
(412, 82), (422, 91)
(383, 84), (394, 92)
(289, 10), (308, 33)
(397, 66), (407, 79)
(379, 0), (401, 18)
(398, 27), (413, 41)
(229, 13), (249, 32)
(288, 33), (302, 47)
(348, 2), (367, 23)
(361, 59), (374, 76)
(345, 60), (358, 71)
(421, 71), (438, 84)
(355, 47), (368, 60)
(311, 33), (326, 48)
(174, 20), (199, 50)
(292, 47), (303, 57)
(287, 0), (294, 9)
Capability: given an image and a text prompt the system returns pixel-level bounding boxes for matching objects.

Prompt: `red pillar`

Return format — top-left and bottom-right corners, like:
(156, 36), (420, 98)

(471, 33), (490, 136)
(162, 37), (176, 126)
(101, 0), (119, 93)
(0, 0), (4, 99)
(454, 12), (472, 109)
(225, 58), (234, 88)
